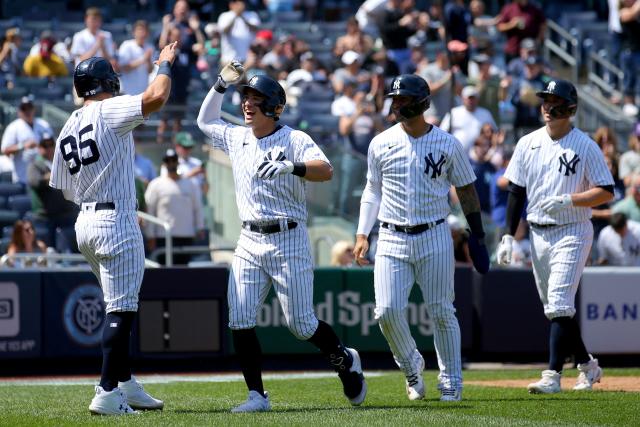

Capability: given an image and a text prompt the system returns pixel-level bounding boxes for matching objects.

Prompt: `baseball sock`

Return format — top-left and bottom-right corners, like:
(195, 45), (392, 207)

(100, 311), (135, 391)
(569, 317), (590, 365)
(549, 317), (572, 373)
(307, 320), (353, 369)
(232, 328), (264, 396)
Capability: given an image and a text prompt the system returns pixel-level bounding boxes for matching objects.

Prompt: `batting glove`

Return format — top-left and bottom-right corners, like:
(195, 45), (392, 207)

(257, 160), (294, 179)
(540, 194), (572, 215)
(496, 234), (514, 265)
(218, 60), (245, 88)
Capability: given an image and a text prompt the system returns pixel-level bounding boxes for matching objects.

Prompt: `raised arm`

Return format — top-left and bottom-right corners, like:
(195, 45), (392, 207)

(141, 42), (177, 117)
(197, 60), (245, 138)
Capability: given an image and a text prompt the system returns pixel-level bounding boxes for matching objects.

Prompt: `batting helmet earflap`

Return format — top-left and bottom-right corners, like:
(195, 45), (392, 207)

(240, 75), (286, 120)
(387, 74), (431, 120)
(74, 57), (120, 98)
(536, 79), (578, 119)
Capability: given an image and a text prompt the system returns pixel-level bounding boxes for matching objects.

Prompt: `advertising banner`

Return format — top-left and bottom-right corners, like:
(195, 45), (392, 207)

(580, 267), (640, 354)
(0, 273), (41, 359)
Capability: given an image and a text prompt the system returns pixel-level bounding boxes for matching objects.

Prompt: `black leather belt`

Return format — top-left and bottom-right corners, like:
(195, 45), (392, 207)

(243, 221), (297, 234)
(381, 218), (445, 234)
(530, 223), (557, 228)
(95, 202), (116, 211)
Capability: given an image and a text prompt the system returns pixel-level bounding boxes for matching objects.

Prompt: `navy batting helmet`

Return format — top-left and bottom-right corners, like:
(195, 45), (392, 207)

(536, 79), (578, 119)
(74, 57), (120, 98)
(387, 74), (431, 120)
(240, 74), (286, 120)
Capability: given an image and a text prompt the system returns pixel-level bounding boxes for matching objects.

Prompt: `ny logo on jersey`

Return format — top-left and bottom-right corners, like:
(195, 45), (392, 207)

(424, 153), (446, 178)
(558, 152), (580, 176)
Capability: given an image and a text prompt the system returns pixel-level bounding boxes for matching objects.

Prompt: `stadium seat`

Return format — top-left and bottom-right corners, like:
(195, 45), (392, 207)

(278, 112), (300, 128)
(298, 101), (332, 115)
(0, 172), (14, 183)
(0, 87), (28, 102)
(2, 225), (13, 238)
(0, 210), (20, 229)
(0, 183), (25, 198)
(0, 196), (6, 210)
(0, 237), (11, 255)
(8, 194), (33, 218)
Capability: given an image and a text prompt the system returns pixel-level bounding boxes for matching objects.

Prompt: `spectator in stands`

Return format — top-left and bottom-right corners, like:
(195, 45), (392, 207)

(23, 32), (69, 78)
(593, 126), (619, 158)
(496, 0), (546, 64)
(261, 34), (288, 72)
(244, 29), (272, 71)
(70, 8), (115, 66)
(447, 39), (470, 76)
(419, 49), (461, 125)
(1, 97), (53, 185)
(619, 0), (640, 117)
(335, 16), (374, 57)
(468, 53), (505, 122)
(613, 173), (640, 221)
(356, 0), (389, 38)
(377, 0), (425, 74)
(264, 0), (294, 14)
(607, 0), (624, 99)
(619, 124), (640, 186)
(29, 30), (72, 65)
(332, 50), (370, 94)
(134, 145), (157, 188)
(174, 131), (207, 203)
(469, 0), (499, 39)
(0, 27), (23, 88)
(217, 0), (261, 66)
(480, 122), (507, 168)
(26, 134), (78, 248)
(508, 55), (550, 138)
(200, 23), (222, 76)
(5, 220), (48, 268)
(159, 0), (204, 69)
(597, 212), (640, 265)
(490, 146), (514, 245)
(157, 26), (191, 143)
(441, 85), (497, 153)
(145, 149), (205, 265)
(330, 240), (355, 267)
(469, 135), (496, 215)
(592, 152), (627, 236)
(506, 38), (553, 80)
(443, 0), (472, 44)
(117, 20), (154, 96)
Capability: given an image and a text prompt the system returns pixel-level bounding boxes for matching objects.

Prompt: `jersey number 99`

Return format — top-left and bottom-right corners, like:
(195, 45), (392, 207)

(60, 124), (100, 175)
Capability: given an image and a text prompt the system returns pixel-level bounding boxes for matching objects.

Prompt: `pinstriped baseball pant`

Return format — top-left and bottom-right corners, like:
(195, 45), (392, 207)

(228, 223), (319, 340)
(530, 220), (593, 320)
(374, 221), (462, 389)
(75, 208), (145, 313)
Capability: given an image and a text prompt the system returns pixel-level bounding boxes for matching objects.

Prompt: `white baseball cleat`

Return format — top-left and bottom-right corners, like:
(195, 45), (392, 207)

(439, 387), (462, 402)
(574, 355), (603, 391)
(231, 390), (271, 413)
(528, 370), (561, 394)
(405, 352), (425, 401)
(118, 376), (164, 410)
(89, 386), (138, 415)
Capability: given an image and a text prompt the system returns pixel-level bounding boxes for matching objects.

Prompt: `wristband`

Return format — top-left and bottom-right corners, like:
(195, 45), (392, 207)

(465, 211), (485, 239)
(157, 60), (172, 77)
(214, 76), (227, 93)
(292, 162), (306, 177)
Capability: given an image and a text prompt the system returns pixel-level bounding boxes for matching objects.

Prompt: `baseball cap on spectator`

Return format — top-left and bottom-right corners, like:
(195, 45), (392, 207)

(163, 149), (179, 162)
(18, 96), (34, 111)
(342, 50), (361, 66)
(520, 38), (537, 51)
(40, 133), (55, 146)
(256, 29), (273, 43)
(300, 51), (314, 63)
(524, 56), (542, 66)
(40, 32), (55, 59)
(447, 40), (468, 53)
(462, 86), (479, 98)
(175, 132), (195, 148)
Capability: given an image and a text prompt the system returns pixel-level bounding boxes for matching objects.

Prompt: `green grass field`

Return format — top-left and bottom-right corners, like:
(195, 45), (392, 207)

(1, 369), (639, 426)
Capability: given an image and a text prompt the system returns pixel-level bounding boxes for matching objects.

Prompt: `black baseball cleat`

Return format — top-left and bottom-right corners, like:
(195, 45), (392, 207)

(331, 347), (367, 406)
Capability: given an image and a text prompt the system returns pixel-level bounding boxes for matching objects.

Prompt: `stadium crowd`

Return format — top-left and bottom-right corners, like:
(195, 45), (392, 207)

(0, 0), (639, 267)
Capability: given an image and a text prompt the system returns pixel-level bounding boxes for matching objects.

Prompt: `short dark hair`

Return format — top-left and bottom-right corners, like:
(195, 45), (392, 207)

(610, 212), (628, 231)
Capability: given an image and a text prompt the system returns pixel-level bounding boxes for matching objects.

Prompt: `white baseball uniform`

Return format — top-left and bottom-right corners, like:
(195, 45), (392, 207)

(198, 88), (330, 340)
(50, 94), (145, 313)
(504, 127), (614, 319)
(596, 220), (640, 266)
(358, 123), (476, 390)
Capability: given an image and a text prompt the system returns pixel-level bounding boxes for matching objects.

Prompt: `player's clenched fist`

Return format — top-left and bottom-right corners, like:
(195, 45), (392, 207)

(156, 41), (178, 65)
(219, 60), (245, 87)
(496, 234), (513, 265)
(353, 235), (370, 266)
(540, 194), (572, 215)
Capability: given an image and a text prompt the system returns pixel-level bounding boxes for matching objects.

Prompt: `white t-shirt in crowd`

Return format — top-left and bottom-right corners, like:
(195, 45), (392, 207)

(597, 220), (640, 266)
(1, 117), (53, 183)
(217, 10), (261, 63)
(440, 105), (497, 153)
(331, 95), (356, 117)
(70, 29), (115, 64)
(118, 39), (153, 95)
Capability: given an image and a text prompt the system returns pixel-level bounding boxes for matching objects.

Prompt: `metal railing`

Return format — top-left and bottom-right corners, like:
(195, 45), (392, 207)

(137, 211), (173, 266)
(0, 252), (162, 269)
(586, 51), (624, 100)
(148, 243), (236, 265)
(544, 20), (579, 83)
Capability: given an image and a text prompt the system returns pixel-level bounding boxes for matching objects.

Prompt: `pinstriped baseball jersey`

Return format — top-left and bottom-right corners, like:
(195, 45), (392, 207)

(504, 127), (614, 225)
(50, 94), (142, 207)
(49, 94), (145, 313)
(367, 123), (476, 226)
(204, 122), (329, 223)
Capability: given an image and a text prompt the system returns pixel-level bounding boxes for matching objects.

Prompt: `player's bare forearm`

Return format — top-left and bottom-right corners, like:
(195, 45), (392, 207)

(455, 183), (481, 215)
(303, 160), (333, 182)
(571, 187), (614, 208)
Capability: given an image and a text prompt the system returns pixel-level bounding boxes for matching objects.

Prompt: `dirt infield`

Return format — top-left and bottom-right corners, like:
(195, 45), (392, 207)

(466, 377), (640, 392)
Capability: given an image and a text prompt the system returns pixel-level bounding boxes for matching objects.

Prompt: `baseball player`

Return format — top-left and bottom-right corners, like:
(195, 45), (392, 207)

(49, 43), (178, 415)
(353, 74), (490, 402)
(197, 64), (366, 412)
(496, 79), (614, 393)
